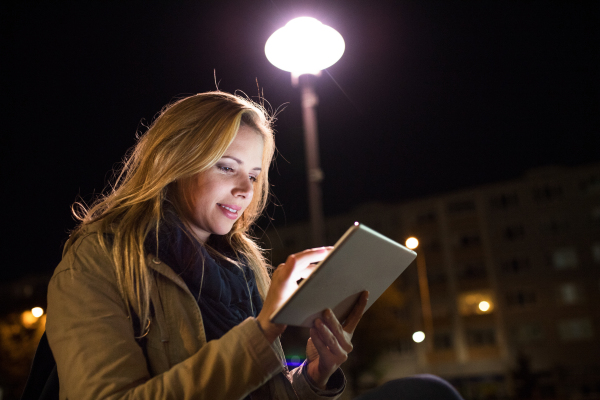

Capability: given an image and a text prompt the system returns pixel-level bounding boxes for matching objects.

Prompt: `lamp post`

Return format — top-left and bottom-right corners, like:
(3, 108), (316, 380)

(265, 17), (345, 246)
(406, 237), (434, 353)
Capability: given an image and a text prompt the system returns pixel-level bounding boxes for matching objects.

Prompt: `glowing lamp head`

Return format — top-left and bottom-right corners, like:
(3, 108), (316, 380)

(412, 331), (425, 343)
(265, 17), (345, 76)
(405, 237), (419, 250)
(478, 301), (491, 312)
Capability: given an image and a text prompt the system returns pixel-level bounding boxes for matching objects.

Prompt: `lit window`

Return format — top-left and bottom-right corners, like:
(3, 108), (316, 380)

(558, 318), (593, 341)
(557, 283), (583, 305)
(514, 323), (544, 343)
(552, 247), (578, 270)
(458, 291), (494, 315)
(592, 243), (600, 264)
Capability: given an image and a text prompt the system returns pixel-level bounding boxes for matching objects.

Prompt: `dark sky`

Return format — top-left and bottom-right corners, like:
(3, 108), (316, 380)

(4, 1), (599, 280)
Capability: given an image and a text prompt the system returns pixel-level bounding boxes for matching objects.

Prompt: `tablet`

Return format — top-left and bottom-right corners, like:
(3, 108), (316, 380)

(270, 222), (417, 327)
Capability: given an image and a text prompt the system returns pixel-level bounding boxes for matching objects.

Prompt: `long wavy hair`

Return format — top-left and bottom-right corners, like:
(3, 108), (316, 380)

(67, 91), (275, 333)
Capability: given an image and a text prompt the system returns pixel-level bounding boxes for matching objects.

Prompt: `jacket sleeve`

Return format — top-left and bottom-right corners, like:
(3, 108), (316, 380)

(268, 327), (346, 399)
(46, 234), (285, 400)
(292, 362), (345, 398)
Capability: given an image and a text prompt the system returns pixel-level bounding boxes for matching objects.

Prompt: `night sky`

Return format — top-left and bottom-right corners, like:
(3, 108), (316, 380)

(4, 1), (599, 281)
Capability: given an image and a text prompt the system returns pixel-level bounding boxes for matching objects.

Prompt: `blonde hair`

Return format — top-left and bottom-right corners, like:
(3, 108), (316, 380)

(68, 91), (275, 333)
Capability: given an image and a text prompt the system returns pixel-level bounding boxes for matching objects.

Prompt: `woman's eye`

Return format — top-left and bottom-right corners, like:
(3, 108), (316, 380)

(218, 166), (234, 173)
(249, 175), (257, 182)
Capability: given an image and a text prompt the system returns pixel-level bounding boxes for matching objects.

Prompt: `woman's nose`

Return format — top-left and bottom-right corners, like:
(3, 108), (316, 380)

(233, 176), (253, 198)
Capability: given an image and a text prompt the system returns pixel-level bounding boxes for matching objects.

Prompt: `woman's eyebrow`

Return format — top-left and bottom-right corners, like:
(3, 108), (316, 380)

(221, 156), (262, 171)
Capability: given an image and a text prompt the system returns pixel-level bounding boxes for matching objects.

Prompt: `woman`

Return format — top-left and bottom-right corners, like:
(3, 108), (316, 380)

(46, 91), (367, 399)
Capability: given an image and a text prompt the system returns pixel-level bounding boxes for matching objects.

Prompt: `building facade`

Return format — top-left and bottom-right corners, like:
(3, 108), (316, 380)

(263, 163), (600, 399)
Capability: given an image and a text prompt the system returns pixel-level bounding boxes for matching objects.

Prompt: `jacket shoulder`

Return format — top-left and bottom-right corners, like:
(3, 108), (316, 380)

(53, 224), (115, 280)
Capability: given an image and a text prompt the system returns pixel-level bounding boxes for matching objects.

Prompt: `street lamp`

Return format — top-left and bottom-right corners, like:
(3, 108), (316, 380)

(265, 17), (345, 246)
(406, 237), (433, 351)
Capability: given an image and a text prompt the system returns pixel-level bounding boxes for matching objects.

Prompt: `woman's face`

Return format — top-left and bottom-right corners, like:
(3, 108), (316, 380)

(185, 125), (264, 242)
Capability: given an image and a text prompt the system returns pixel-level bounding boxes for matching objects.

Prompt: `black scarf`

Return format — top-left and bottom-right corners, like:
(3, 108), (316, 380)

(145, 214), (263, 342)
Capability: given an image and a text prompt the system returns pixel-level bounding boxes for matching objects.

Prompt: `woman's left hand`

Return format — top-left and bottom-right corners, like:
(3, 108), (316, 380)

(305, 291), (369, 389)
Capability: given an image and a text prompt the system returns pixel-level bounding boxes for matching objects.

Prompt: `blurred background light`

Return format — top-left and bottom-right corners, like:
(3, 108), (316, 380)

(21, 310), (38, 328)
(405, 237), (419, 250)
(412, 331), (425, 343)
(31, 307), (44, 318)
(478, 301), (490, 312)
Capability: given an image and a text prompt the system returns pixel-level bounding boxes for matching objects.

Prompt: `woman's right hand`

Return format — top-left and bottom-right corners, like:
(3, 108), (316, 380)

(256, 247), (333, 343)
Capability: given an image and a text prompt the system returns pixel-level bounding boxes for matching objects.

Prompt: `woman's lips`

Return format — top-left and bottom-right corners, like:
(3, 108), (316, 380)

(217, 203), (240, 220)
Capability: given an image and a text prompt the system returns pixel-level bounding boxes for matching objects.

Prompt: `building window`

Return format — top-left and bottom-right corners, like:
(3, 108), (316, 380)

(434, 332), (453, 350)
(579, 174), (600, 193)
(558, 283), (584, 305)
(533, 185), (563, 202)
(501, 257), (531, 273)
(506, 290), (536, 307)
(551, 247), (578, 270)
(457, 233), (481, 248)
(466, 328), (496, 346)
(425, 239), (442, 253)
(503, 225), (525, 241)
(417, 211), (437, 224)
(592, 206), (600, 225)
(457, 261), (487, 280)
(558, 318), (593, 341)
(592, 243), (600, 264)
(447, 200), (476, 214)
(395, 339), (414, 354)
(514, 323), (544, 343)
(427, 269), (447, 285)
(490, 193), (519, 209)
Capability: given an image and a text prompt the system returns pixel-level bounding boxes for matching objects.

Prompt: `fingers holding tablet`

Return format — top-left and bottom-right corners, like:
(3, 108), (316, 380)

(342, 290), (369, 334)
(257, 247), (333, 343)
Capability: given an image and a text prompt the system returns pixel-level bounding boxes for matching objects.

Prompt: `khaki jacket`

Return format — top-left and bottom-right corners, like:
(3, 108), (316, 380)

(46, 225), (345, 400)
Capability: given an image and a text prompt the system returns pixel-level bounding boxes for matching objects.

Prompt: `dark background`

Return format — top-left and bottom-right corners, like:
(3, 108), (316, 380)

(4, 0), (599, 281)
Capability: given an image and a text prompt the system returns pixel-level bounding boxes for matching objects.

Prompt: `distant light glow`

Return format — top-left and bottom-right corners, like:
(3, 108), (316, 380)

(32, 307), (44, 317)
(21, 311), (38, 327)
(405, 237), (419, 250)
(412, 331), (425, 343)
(478, 301), (491, 312)
(286, 355), (303, 367)
(265, 17), (345, 75)
(354, 221), (359, 226)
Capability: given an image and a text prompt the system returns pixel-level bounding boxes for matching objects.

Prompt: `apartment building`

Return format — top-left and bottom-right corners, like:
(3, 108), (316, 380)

(263, 163), (600, 399)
